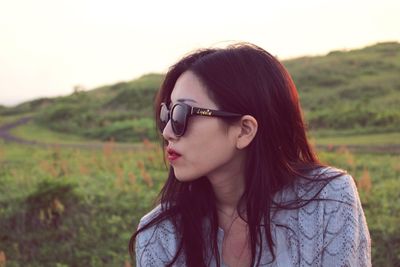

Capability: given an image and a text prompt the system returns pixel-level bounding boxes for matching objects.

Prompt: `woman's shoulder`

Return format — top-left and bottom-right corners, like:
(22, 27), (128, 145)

(138, 204), (164, 226)
(276, 166), (367, 237)
(277, 166), (371, 266)
(137, 204), (177, 243)
(275, 166), (353, 204)
(308, 167), (371, 265)
(295, 166), (357, 203)
(135, 204), (181, 266)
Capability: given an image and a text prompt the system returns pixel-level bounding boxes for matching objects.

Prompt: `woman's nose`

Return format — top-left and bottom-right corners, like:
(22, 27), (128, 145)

(162, 120), (178, 141)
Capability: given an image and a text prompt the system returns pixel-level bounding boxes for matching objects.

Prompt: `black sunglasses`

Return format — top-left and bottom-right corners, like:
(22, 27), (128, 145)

(159, 102), (243, 137)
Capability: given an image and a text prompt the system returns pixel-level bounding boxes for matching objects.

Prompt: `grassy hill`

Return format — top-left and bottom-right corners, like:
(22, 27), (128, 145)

(284, 41), (400, 133)
(1, 42), (399, 142)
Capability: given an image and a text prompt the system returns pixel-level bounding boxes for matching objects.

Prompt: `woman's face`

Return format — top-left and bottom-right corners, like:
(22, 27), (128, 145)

(162, 71), (243, 182)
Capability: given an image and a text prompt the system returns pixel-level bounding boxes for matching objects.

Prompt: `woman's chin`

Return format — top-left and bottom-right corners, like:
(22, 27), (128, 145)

(173, 171), (202, 182)
(174, 175), (198, 182)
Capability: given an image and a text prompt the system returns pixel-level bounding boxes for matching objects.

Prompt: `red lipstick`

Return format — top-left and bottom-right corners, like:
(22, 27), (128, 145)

(167, 147), (182, 161)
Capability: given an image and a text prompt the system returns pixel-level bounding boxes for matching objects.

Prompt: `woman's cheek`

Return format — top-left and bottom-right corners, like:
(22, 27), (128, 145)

(172, 158), (202, 182)
(178, 152), (216, 181)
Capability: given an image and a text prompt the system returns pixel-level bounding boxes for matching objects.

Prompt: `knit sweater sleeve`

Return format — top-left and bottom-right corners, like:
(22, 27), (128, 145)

(135, 205), (182, 267)
(320, 171), (371, 267)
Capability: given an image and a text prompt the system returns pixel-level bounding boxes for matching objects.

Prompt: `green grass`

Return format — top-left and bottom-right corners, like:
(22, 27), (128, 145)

(311, 132), (400, 146)
(5, 115), (400, 148)
(0, 113), (36, 125)
(0, 139), (399, 266)
(9, 120), (92, 144)
(0, 140), (165, 267)
(8, 120), (152, 151)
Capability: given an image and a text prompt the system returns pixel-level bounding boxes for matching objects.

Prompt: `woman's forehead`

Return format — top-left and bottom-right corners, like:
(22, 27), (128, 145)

(170, 71), (217, 108)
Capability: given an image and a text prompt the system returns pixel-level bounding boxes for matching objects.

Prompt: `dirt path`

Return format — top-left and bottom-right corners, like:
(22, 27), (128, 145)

(315, 143), (400, 154)
(0, 117), (147, 151)
(1, 116), (399, 153)
(0, 117), (37, 144)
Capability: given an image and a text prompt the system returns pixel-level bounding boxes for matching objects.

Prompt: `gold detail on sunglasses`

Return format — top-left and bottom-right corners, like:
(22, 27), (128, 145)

(196, 109), (212, 116)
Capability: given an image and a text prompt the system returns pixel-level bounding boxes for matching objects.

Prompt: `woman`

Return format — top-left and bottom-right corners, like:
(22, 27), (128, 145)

(129, 43), (371, 266)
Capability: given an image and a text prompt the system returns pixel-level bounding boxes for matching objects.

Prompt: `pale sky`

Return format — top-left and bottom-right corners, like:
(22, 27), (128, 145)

(1, 0), (399, 106)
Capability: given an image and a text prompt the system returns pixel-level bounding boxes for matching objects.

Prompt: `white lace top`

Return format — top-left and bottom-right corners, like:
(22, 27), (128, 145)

(135, 167), (371, 266)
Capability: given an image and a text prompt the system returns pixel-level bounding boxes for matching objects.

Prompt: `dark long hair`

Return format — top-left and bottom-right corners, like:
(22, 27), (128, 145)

(129, 43), (334, 266)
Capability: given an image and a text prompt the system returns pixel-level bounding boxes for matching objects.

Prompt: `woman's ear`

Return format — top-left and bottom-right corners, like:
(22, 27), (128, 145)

(236, 115), (258, 149)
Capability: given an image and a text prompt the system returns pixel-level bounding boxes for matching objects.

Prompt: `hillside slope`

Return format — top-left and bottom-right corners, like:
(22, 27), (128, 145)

(1, 42), (399, 141)
(285, 42), (400, 131)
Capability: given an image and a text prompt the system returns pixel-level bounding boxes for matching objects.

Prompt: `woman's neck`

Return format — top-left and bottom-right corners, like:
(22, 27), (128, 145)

(207, 151), (246, 216)
(214, 178), (244, 215)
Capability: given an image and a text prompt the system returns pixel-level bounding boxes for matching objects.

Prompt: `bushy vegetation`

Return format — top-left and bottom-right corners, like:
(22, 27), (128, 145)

(0, 140), (164, 267)
(0, 98), (56, 116)
(0, 141), (398, 266)
(29, 74), (162, 142)
(83, 119), (157, 142)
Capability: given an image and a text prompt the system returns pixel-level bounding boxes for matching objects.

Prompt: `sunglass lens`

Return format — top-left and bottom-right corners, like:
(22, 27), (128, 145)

(171, 104), (186, 136)
(159, 104), (169, 131)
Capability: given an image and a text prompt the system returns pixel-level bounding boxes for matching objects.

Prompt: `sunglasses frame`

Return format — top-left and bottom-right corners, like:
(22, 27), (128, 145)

(160, 102), (243, 137)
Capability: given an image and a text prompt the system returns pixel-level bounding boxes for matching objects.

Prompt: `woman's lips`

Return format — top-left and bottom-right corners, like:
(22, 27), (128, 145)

(167, 148), (182, 162)
(167, 154), (181, 161)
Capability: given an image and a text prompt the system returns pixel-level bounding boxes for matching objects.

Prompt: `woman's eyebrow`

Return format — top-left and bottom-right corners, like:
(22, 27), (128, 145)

(169, 98), (198, 108)
(177, 98), (198, 103)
